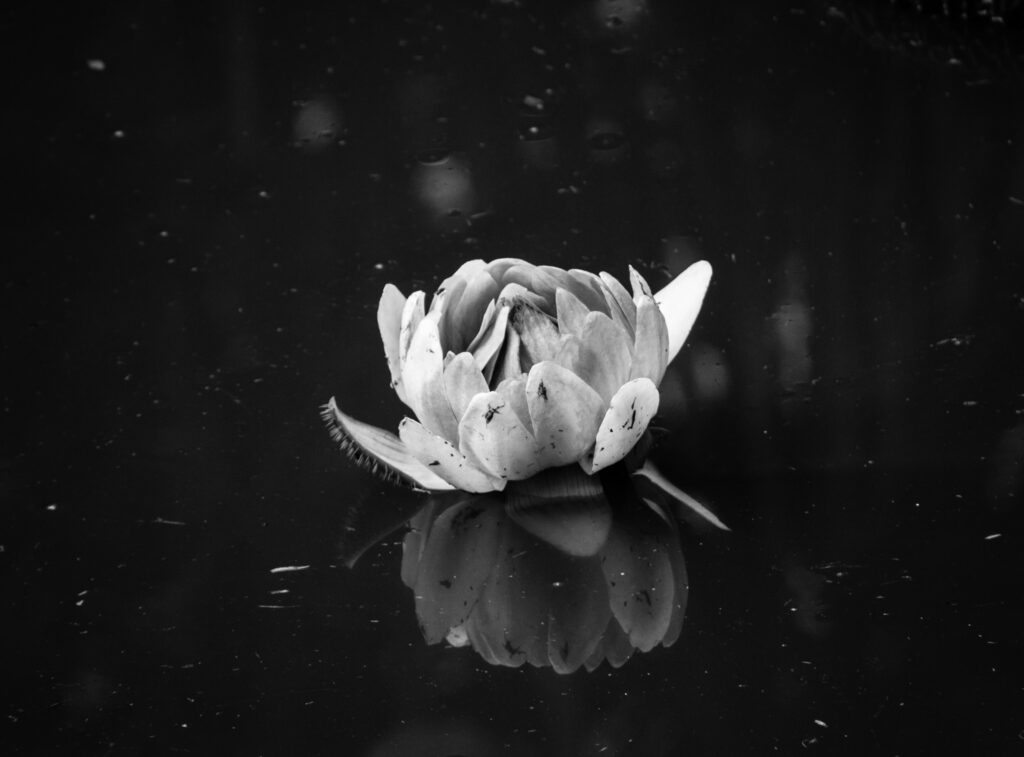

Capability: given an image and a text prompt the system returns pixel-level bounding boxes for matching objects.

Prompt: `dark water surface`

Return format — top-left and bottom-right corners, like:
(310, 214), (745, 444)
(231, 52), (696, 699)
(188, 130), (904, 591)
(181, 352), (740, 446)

(5, 1), (1024, 754)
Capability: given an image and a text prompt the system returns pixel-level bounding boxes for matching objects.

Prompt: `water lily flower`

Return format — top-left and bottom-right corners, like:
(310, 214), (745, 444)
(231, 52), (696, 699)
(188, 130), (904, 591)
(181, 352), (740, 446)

(324, 258), (712, 494)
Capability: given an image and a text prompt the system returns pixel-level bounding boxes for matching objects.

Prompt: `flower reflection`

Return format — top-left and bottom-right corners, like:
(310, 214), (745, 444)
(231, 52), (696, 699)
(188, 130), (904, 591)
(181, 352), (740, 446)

(400, 467), (688, 673)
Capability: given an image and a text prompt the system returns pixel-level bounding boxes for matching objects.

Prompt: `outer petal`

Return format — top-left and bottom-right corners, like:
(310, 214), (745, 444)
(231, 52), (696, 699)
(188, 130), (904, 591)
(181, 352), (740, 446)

(398, 290), (426, 370)
(401, 317), (459, 442)
(582, 377), (660, 474)
(442, 352), (489, 423)
(503, 264), (563, 314)
(499, 375), (534, 435)
(525, 361), (605, 468)
(321, 398), (454, 491)
(399, 417), (504, 493)
(377, 284), (407, 401)
(458, 389), (542, 481)
(629, 295), (669, 385)
(570, 312), (633, 406)
(654, 260), (712, 364)
(445, 270), (499, 354)
(628, 265), (653, 299)
(554, 287), (590, 339)
(566, 269), (613, 314)
(599, 272), (637, 339)
(467, 303), (511, 384)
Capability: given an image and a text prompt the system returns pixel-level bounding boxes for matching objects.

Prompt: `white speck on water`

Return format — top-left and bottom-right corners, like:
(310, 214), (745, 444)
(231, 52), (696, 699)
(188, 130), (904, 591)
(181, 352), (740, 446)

(814, 719), (828, 728)
(87, 59), (106, 71)
(270, 565), (310, 573)
(985, 533), (1002, 540)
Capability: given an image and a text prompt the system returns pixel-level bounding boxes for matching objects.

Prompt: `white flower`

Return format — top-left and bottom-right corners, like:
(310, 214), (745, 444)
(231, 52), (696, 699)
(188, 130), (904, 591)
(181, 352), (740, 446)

(324, 258), (711, 493)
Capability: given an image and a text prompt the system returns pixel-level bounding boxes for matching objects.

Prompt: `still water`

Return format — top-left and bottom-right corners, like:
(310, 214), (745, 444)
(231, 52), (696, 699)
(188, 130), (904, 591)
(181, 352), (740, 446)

(5, 0), (1024, 754)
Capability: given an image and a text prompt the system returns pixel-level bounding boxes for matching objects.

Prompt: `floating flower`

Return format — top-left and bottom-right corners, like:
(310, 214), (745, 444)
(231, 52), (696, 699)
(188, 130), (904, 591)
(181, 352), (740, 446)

(323, 258), (712, 493)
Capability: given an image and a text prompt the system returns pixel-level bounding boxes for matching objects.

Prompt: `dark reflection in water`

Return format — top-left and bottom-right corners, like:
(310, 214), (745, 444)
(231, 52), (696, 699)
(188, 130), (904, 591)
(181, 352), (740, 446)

(390, 467), (689, 673)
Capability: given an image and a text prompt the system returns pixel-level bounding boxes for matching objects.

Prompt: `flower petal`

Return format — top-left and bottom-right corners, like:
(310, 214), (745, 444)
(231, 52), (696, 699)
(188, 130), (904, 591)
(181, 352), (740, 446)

(398, 417), (504, 493)
(377, 284), (407, 402)
(458, 389), (542, 481)
(321, 398), (454, 491)
(628, 265), (653, 299)
(599, 271), (637, 339)
(398, 290), (426, 370)
(629, 295), (669, 385)
(467, 303), (511, 384)
(566, 269), (613, 314)
(502, 264), (564, 314)
(497, 375), (534, 435)
(446, 270), (499, 354)
(571, 312), (633, 406)
(526, 360), (605, 468)
(582, 377), (660, 474)
(654, 260), (712, 364)
(401, 317), (459, 442)
(413, 499), (503, 644)
(554, 287), (591, 339)
(442, 352), (489, 423)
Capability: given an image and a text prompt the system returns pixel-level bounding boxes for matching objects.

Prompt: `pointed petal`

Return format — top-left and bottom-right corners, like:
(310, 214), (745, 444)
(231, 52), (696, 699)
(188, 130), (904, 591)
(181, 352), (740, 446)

(502, 264), (564, 314)
(567, 269), (613, 314)
(321, 398), (454, 490)
(447, 271), (500, 354)
(442, 352), (489, 423)
(401, 317), (459, 442)
(497, 375), (534, 435)
(482, 257), (531, 281)
(599, 271), (637, 339)
(509, 299), (561, 368)
(526, 361), (605, 467)
(378, 284), (407, 401)
(458, 389), (542, 481)
(628, 265), (653, 299)
(655, 260), (712, 364)
(629, 295), (669, 385)
(633, 460), (730, 531)
(572, 312), (633, 406)
(554, 287), (591, 339)
(414, 499), (503, 644)
(582, 378), (660, 474)
(468, 304), (511, 384)
(399, 417), (504, 493)
(398, 290), (426, 369)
